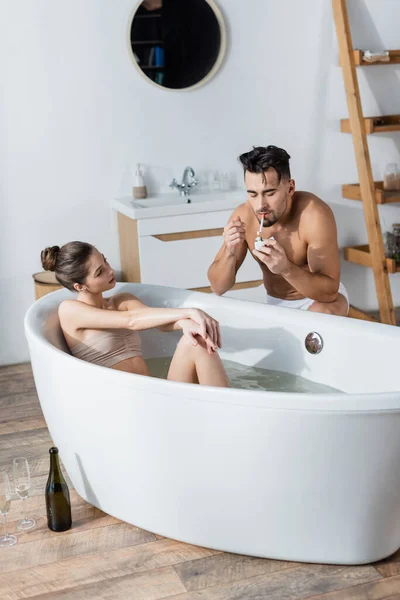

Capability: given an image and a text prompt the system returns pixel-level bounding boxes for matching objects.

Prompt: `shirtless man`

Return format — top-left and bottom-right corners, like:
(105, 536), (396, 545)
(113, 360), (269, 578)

(208, 145), (349, 315)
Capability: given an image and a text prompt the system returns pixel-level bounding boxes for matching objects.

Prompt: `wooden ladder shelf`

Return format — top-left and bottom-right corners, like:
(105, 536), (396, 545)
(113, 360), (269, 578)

(332, 0), (398, 325)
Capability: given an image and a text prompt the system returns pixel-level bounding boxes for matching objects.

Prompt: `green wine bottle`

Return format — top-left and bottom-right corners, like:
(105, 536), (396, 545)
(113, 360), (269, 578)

(45, 447), (72, 532)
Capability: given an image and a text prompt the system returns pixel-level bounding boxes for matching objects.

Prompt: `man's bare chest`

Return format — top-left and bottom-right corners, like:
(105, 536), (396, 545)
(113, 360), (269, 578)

(244, 223), (308, 266)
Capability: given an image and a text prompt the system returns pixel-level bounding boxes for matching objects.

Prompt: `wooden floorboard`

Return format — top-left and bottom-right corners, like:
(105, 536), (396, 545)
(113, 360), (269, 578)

(0, 392), (42, 409)
(173, 552), (300, 591)
(33, 566), (187, 600)
(375, 548), (400, 578)
(166, 564), (382, 599)
(0, 363), (399, 600)
(0, 416), (47, 436)
(0, 363), (33, 378)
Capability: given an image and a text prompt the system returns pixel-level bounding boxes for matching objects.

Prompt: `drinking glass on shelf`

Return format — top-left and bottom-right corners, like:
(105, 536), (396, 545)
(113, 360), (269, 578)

(0, 472), (17, 547)
(221, 172), (230, 191)
(211, 171), (221, 191)
(384, 163), (400, 191)
(12, 457), (36, 531)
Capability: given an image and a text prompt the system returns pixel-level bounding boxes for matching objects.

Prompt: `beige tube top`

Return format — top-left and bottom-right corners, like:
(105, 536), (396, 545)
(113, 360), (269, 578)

(69, 328), (142, 368)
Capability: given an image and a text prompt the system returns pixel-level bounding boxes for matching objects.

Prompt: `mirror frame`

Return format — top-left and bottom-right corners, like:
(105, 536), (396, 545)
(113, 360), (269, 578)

(126, 0), (227, 91)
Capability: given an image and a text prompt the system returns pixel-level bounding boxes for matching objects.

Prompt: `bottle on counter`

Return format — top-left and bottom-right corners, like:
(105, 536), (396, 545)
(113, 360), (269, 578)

(45, 447), (72, 532)
(133, 163), (148, 199)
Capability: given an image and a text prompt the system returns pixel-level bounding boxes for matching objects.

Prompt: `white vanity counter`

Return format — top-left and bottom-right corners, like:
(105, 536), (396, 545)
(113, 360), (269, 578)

(112, 190), (241, 220)
(112, 190), (264, 301)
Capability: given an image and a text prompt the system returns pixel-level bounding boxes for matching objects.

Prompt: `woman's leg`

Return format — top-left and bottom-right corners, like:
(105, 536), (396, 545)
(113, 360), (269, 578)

(167, 336), (230, 387)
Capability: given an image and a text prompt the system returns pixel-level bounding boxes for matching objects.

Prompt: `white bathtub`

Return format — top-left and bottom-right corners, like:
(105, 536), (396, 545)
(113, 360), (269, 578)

(25, 282), (400, 565)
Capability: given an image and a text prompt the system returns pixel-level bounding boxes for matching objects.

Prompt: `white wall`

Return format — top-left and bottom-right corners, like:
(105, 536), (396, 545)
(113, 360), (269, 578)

(1, 0), (400, 365)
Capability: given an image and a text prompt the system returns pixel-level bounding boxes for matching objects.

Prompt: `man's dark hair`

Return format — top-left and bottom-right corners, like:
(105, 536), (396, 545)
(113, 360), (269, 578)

(238, 145), (291, 183)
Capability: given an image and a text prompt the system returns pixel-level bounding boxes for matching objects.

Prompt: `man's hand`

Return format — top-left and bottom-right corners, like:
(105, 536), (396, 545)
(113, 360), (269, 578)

(252, 238), (291, 275)
(223, 218), (246, 256)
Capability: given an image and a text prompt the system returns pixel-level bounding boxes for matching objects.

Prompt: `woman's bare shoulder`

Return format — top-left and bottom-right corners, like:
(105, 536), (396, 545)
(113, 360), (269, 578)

(57, 299), (84, 334)
(109, 292), (145, 311)
(110, 292), (137, 305)
(58, 298), (80, 316)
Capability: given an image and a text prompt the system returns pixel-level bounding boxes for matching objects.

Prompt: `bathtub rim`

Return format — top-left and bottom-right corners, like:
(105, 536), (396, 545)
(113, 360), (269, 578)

(24, 284), (400, 413)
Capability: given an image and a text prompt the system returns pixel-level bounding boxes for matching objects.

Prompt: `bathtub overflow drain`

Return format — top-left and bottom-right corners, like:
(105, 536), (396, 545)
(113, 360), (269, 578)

(305, 332), (323, 354)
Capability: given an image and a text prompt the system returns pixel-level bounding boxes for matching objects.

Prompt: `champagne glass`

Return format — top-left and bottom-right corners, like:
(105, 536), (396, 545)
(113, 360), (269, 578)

(0, 472), (17, 547)
(12, 457), (36, 531)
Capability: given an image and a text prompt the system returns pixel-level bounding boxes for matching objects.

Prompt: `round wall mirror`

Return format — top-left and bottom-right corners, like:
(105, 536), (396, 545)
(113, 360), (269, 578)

(128, 0), (226, 90)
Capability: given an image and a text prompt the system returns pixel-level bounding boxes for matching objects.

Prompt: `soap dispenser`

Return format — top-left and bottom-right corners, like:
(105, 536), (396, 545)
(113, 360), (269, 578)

(133, 163), (147, 199)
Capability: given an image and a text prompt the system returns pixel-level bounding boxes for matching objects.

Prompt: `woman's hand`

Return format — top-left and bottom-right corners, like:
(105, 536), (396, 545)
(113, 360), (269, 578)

(186, 308), (221, 348)
(179, 319), (219, 355)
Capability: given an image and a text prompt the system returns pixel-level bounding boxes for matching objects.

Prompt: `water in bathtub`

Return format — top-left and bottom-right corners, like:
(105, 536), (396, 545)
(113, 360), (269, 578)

(146, 357), (342, 393)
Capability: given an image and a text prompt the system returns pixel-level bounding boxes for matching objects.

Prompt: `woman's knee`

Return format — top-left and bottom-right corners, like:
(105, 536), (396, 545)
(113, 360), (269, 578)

(178, 334), (208, 352)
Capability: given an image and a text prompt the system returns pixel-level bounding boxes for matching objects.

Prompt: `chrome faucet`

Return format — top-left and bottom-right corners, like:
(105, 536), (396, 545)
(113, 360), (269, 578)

(169, 166), (198, 203)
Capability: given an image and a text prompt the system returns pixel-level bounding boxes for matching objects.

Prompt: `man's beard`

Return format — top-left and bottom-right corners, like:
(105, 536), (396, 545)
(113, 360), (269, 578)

(259, 196), (287, 228)
(261, 213), (277, 227)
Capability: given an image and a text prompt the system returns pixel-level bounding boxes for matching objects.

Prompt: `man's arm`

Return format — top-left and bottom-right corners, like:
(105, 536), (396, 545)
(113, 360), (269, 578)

(207, 211), (248, 295)
(254, 203), (340, 302)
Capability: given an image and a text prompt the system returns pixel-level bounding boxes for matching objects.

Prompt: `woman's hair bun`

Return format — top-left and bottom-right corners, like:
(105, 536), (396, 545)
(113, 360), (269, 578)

(41, 246), (60, 272)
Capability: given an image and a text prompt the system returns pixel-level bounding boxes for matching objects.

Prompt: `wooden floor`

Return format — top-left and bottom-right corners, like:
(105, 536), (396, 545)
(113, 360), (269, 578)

(1, 364), (400, 600)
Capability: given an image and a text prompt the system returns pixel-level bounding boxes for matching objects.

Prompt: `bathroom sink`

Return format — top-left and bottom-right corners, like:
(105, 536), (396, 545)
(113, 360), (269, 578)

(113, 190), (241, 219)
(132, 190), (223, 208)
(132, 195), (190, 208)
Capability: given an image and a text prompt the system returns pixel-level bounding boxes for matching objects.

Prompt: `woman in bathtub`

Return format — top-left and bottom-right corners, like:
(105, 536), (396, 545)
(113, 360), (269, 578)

(41, 241), (230, 387)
